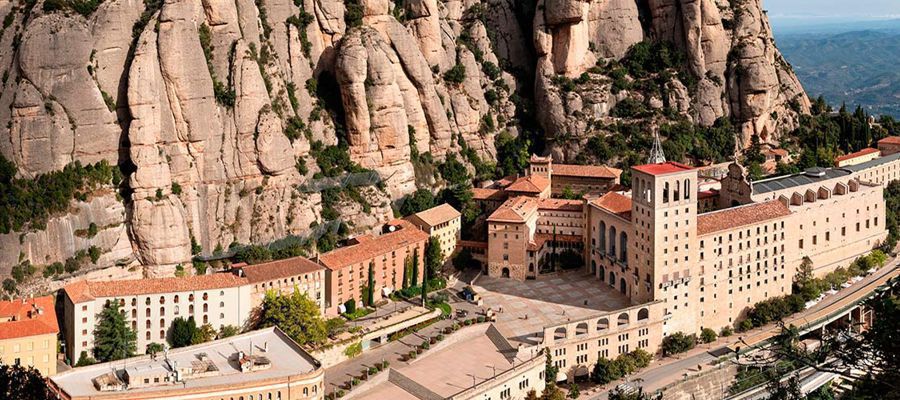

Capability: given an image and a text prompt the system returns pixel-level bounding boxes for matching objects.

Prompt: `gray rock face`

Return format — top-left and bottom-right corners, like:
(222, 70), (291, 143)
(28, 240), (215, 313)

(0, 0), (804, 283)
(534, 0), (808, 151)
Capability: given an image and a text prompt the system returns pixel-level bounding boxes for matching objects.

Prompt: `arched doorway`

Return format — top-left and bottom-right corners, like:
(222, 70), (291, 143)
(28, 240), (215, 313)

(619, 278), (627, 295)
(608, 271), (615, 286)
(501, 268), (510, 278)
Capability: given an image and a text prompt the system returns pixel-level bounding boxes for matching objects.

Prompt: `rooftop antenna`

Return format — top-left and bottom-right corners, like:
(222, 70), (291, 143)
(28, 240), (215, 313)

(648, 130), (666, 164)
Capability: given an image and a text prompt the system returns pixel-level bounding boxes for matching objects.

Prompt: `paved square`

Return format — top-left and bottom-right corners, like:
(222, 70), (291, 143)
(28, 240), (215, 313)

(473, 270), (632, 345)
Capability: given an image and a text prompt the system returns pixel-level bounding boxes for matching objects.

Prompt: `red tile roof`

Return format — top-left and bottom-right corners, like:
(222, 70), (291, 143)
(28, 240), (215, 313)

(406, 204), (460, 227)
(553, 164), (622, 179)
(317, 221), (429, 270)
(537, 198), (583, 212)
(505, 175), (550, 193)
(240, 256), (324, 284)
(63, 274), (248, 303)
(698, 189), (719, 200)
(487, 197), (539, 223)
(697, 200), (791, 236)
(835, 147), (879, 163)
(878, 136), (900, 145)
(763, 148), (789, 157)
(472, 188), (508, 201)
(632, 161), (694, 176)
(0, 296), (59, 340)
(591, 192), (632, 220)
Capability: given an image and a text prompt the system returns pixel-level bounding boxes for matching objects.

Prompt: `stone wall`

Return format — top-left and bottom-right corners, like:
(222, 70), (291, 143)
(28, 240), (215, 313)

(660, 362), (738, 400)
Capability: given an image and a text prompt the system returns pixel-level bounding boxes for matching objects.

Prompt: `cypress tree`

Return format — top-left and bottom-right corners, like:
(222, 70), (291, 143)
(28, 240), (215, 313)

(402, 256), (410, 289)
(367, 261), (375, 307)
(411, 249), (419, 287)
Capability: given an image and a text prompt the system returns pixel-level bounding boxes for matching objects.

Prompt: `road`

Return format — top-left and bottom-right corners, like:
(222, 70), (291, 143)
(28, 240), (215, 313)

(585, 259), (900, 399)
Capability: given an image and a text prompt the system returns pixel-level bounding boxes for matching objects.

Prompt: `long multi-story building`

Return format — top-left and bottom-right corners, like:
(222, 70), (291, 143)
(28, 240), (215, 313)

(0, 295), (59, 376)
(318, 220), (429, 314)
(62, 256), (326, 363)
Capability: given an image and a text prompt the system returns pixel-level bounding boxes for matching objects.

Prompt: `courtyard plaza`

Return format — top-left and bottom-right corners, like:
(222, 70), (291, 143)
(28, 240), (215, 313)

(470, 269), (632, 345)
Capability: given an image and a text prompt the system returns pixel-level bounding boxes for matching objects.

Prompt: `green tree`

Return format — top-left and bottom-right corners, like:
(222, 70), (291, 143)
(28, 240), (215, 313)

(700, 327), (717, 344)
(545, 350), (559, 383)
(325, 317), (347, 337)
(218, 325), (240, 339)
(453, 248), (474, 271)
(591, 357), (621, 384)
(192, 323), (217, 345)
(145, 342), (165, 356)
(541, 383), (566, 400)
(425, 236), (442, 278)
(608, 386), (656, 400)
(93, 300), (137, 362)
(567, 383), (580, 399)
(399, 189), (435, 216)
(661, 332), (696, 356)
(258, 289), (327, 346)
(0, 364), (53, 400)
(402, 256), (411, 289)
(169, 316), (198, 348)
(75, 350), (96, 366)
(411, 249), (420, 287)
(366, 261), (375, 307)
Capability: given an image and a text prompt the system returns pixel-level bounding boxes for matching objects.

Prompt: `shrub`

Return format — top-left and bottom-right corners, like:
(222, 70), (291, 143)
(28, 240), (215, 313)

(720, 326), (734, 337)
(443, 64), (466, 85)
(661, 332), (696, 356)
(700, 328), (717, 344)
(482, 61), (501, 80)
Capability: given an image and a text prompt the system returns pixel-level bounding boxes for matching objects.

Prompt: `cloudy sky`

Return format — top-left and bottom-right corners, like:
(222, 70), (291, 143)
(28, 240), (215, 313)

(764, 0), (900, 21)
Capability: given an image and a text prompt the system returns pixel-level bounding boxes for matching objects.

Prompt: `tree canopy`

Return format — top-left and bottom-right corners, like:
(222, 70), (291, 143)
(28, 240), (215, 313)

(0, 364), (53, 400)
(169, 316), (198, 348)
(258, 289), (327, 347)
(93, 300), (137, 362)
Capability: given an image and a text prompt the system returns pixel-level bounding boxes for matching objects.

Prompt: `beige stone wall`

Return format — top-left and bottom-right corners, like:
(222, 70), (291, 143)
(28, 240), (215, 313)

(542, 302), (665, 381)
(66, 286), (253, 362)
(536, 208), (584, 236)
(697, 215), (792, 332)
(432, 216), (461, 263)
(585, 204), (636, 297)
(487, 218), (535, 280)
(551, 175), (617, 196)
(250, 269), (326, 313)
(854, 156), (900, 185)
(0, 333), (57, 376)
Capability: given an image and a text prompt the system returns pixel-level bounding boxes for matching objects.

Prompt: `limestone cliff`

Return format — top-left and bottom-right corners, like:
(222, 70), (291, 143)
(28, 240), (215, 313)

(0, 0), (805, 283)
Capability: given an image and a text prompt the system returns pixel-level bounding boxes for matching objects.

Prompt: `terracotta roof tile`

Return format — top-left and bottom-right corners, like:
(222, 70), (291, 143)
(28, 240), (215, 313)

(64, 274), (248, 303)
(537, 198), (583, 212)
(697, 200), (791, 236)
(0, 295), (59, 340)
(698, 189), (718, 199)
(835, 147), (879, 163)
(632, 161), (694, 176)
(487, 197), (539, 223)
(878, 136), (900, 145)
(318, 221), (429, 270)
(240, 256), (324, 284)
(472, 188), (508, 201)
(505, 175), (549, 193)
(590, 192), (632, 220)
(553, 164), (622, 179)
(406, 204), (460, 227)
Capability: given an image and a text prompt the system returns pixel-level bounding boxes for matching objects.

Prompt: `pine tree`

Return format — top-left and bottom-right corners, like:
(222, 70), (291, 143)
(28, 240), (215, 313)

(92, 300), (137, 362)
(169, 316), (197, 348)
(366, 261), (375, 307)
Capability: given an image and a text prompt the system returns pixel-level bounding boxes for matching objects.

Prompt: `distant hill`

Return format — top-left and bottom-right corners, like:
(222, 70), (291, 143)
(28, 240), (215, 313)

(777, 28), (900, 118)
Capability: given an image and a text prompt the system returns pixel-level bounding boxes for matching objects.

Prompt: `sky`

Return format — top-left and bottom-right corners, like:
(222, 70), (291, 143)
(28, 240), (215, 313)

(764, 0), (900, 25)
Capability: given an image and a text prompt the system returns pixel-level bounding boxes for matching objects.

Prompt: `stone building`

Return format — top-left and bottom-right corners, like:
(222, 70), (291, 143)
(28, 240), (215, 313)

(529, 155), (622, 196)
(318, 220), (428, 314)
(404, 203), (461, 263)
(237, 256), (326, 313)
(834, 147), (880, 167)
(49, 327), (324, 400)
(0, 295), (59, 376)
(877, 136), (900, 156)
(63, 274), (253, 364)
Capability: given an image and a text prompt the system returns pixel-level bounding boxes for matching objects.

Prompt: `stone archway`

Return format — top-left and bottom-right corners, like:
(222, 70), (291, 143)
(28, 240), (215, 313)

(502, 268), (510, 278)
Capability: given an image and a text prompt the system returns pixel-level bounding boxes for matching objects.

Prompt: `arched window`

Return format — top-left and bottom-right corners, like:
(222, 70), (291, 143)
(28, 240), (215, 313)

(146, 308), (151, 317)
(132, 309), (137, 319)
(684, 180), (690, 199)
(609, 226), (617, 258)
(146, 320), (151, 329)
(189, 305), (194, 314)
(145, 298), (151, 305)
(617, 312), (630, 326)
(663, 182), (670, 203)
(160, 306), (165, 315)
(159, 296), (165, 304)
(674, 180), (680, 201)
(174, 295), (179, 303)
(203, 304), (208, 312)
(131, 298), (137, 306)
(637, 308), (649, 320)
(189, 294), (194, 302)
(619, 232), (628, 263)
(159, 318), (164, 327)
(146, 331), (150, 340)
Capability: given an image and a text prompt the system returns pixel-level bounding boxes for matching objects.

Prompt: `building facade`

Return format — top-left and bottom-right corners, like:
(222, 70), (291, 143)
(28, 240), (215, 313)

(50, 327), (324, 400)
(404, 203), (461, 263)
(238, 256), (326, 313)
(63, 274), (253, 363)
(318, 220), (428, 314)
(877, 136), (900, 156)
(834, 148), (881, 167)
(0, 295), (59, 376)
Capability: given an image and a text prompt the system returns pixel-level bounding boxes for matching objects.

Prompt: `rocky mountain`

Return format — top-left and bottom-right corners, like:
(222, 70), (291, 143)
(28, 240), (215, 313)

(0, 0), (807, 286)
